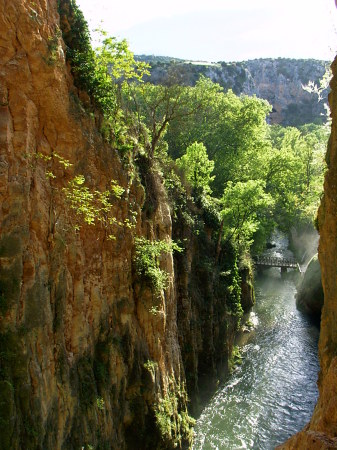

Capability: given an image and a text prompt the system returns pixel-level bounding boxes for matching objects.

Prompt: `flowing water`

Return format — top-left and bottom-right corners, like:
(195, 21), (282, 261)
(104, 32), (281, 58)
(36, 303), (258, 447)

(193, 237), (320, 450)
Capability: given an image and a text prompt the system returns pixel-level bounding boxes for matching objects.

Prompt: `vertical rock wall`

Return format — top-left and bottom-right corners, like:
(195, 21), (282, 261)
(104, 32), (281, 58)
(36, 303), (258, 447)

(0, 1), (243, 448)
(0, 1), (186, 448)
(277, 56), (337, 449)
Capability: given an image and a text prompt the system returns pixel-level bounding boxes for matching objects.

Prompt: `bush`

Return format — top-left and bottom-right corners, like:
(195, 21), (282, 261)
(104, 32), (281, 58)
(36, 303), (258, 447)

(134, 237), (182, 294)
(58, 0), (148, 146)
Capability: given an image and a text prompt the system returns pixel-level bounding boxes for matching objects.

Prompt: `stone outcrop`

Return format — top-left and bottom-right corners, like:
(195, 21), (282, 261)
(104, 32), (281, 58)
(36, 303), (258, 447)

(296, 254), (324, 317)
(277, 55), (337, 449)
(240, 267), (255, 312)
(138, 56), (328, 126)
(0, 1), (246, 448)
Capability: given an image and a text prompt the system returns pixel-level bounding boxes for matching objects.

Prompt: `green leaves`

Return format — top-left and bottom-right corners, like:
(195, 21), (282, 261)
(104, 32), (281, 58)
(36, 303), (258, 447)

(126, 75), (223, 157)
(166, 87), (272, 194)
(134, 237), (182, 294)
(176, 142), (214, 197)
(221, 180), (274, 249)
(59, 0), (328, 255)
(59, 2), (149, 147)
(62, 176), (124, 233)
(267, 124), (328, 230)
(86, 30), (149, 122)
(94, 31), (149, 84)
(154, 379), (195, 447)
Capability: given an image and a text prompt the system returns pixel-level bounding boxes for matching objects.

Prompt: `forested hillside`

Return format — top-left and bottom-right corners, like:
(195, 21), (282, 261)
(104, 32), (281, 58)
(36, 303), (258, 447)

(136, 55), (329, 126)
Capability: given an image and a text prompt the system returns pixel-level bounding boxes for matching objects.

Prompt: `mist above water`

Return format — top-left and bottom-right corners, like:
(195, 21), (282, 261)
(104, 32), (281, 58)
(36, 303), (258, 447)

(289, 226), (319, 268)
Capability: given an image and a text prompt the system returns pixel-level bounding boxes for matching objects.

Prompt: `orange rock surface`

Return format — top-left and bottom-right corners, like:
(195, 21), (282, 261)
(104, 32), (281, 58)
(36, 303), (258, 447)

(0, 1), (186, 447)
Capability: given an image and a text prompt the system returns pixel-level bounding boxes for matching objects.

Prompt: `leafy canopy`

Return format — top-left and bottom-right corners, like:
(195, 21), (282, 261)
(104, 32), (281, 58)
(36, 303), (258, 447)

(59, 1), (329, 255)
(176, 142), (215, 197)
(124, 76), (222, 157)
(221, 180), (274, 249)
(165, 88), (272, 195)
(267, 124), (328, 230)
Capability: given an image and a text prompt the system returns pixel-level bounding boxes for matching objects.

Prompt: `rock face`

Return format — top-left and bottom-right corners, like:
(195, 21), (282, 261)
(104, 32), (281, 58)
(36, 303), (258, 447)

(240, 267), (255, 312)
(277, 56), (337, 449)
(0, 1), (245, 448)
(296, 254), (324, 317)
(138, 56), (328, 126)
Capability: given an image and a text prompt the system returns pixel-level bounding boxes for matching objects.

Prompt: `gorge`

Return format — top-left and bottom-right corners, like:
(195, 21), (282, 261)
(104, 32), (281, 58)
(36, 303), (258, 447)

(193, 241), (320, 448)
(0, 0), (336, 449)
(136, 55), (329, 127)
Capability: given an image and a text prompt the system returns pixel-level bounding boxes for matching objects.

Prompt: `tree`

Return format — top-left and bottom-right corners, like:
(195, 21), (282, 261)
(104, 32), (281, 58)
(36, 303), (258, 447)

(267, 124), (328, 229)
(92, 31), (149, 117)
(125, 76), (222, 157)
(221, 180), (274, 250)
(165, 89), (272, 195)
(176, 142), (215, 197)
(59, 8), (149, 146)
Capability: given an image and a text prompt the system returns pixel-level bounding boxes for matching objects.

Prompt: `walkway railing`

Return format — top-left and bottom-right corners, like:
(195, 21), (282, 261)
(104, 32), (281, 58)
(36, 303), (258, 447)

(254, 256), (300, 271)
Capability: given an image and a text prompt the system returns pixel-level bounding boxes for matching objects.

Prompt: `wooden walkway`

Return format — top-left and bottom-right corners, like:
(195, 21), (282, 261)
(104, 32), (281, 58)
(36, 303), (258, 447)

(254, 256), (301, 272)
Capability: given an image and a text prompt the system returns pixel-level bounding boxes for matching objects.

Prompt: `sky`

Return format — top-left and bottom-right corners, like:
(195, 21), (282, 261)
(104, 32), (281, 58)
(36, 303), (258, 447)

(76, 0), (337, 62)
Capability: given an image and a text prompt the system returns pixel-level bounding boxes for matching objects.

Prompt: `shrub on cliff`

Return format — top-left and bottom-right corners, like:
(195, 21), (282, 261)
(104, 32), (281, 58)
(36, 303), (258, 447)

(134, 237), (182, 294)
(58, 0), (148, 148)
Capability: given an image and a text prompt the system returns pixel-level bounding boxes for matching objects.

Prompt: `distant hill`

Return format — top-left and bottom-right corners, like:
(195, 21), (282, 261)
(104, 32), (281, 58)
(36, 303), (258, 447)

(136, 56), (329, 126)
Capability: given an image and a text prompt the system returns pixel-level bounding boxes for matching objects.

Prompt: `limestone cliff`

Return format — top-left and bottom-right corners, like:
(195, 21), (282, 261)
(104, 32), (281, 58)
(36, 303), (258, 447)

(276, 57), (337, 449)
(0, 1), (244, 448)
(137, 56), (328, 126)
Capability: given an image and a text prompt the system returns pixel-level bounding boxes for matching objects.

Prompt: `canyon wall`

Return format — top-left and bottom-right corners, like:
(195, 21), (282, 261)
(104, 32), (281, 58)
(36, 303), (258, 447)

(277, 57), (337, 449)
(0, 1), (245, 448)
(138, 56), (328, 126)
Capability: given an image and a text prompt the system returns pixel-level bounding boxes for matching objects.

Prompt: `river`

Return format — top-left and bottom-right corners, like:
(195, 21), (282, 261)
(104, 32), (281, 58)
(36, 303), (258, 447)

(193, 237), (320, 449)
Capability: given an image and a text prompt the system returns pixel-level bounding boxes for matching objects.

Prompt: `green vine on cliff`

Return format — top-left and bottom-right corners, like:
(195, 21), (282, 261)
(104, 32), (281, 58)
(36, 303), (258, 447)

(43, 27), (62, 66)
(63, 175), (124, 234)
(36, 151), (131, 238)
(134, 237), (182, 294)
(143, 360), (158, 379)
(154, 379), (195, 448)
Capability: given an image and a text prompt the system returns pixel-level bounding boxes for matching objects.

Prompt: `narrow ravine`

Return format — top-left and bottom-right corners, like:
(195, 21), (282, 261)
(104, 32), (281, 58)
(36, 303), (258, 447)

(193, 237), (320, 449)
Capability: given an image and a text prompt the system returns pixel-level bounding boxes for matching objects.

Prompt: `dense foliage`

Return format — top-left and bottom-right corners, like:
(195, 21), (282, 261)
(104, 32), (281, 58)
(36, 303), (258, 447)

(134, 237), (182, 294)
(58, 0), (149, 149)
(267, 124), (328, 231)
(165, 88), (273, 195)
(59, 0), (329, 292)
(221, 180), (274, 249)
(59, 0), (328, 256)
(176, 142), (215, 196)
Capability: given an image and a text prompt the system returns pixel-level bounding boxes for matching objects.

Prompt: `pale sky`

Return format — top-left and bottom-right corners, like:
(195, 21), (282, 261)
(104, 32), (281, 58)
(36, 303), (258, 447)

(76, 0), (337, 62)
